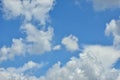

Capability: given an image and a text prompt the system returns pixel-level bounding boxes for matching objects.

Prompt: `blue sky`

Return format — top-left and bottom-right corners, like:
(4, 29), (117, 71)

(0, 0), (120, 80)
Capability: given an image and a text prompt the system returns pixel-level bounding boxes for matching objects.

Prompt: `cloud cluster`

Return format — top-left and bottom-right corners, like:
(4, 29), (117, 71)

(62, 35), (79, 52)
(38, 45), (120, 80)
(0, 0), (120, 80)
(0, 45), (120, 80)
(0, 23), (54, 62)
(0, 0), (55, 62)
(38, 19), (120, 80)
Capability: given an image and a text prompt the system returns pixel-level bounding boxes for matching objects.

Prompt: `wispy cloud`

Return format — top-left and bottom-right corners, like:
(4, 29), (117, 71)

(91, 0), (120, 11)
(74, 0), (120, 11)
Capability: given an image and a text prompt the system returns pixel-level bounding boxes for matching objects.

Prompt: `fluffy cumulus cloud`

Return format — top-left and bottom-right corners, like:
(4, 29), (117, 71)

(38, 45), (120, 80)
(0, 38), (25, 61)
(0, 23), (54, 62)
(90, 0), (120, 11)
(2, 0), (55, 25)
(21, 23), (54, 54)
(105, 19), (120, 49)
(62, 35), (79, 52)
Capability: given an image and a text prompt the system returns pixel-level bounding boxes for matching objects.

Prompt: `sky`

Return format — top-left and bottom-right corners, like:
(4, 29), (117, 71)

(0, 0), (120, 80)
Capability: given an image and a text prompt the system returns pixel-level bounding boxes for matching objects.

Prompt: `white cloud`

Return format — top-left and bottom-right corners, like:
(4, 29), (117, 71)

(62, 35), (79, 52)
(83, 45), (120, 68)
(0, 38), (25, 61)
(53, 45), (61, 50)
(21, 23), (54, 54)
(0, 23), (54, 62)
(2, 0), (55, 25)
(105, 19), (120, 49)
(90, 0), (120, 11)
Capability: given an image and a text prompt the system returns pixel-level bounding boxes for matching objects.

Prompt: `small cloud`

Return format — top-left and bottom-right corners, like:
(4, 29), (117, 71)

(61, 34), (79, 52)
(53, 45), (61, 51)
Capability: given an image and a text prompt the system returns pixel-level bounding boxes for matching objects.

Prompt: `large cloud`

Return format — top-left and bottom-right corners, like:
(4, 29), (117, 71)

(2, 0), (55, 25)
(39, 45), (120, 80)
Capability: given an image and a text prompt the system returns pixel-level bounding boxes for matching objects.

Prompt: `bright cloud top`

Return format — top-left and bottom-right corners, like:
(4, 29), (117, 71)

(62, 35), (79, 52)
